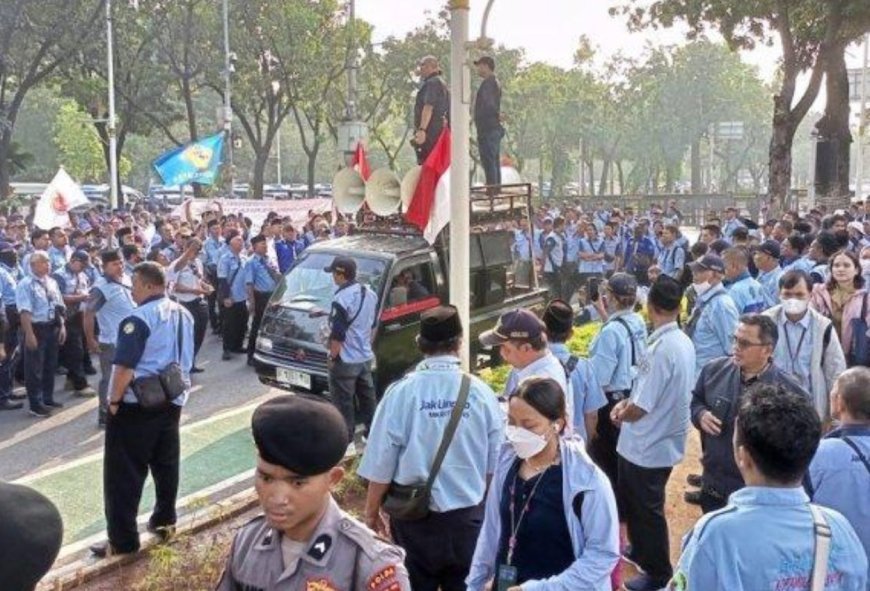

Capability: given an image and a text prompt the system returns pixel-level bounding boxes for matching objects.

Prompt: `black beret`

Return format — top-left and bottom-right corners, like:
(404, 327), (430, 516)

(542, 299), (573, 333)
(252, 395), (349, 475)
(0, 482), (63, 590)
(419, 305), (462, 343)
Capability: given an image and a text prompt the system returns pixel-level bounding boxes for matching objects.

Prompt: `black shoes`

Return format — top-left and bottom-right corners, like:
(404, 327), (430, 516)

(221, 352), (232, 361)
(29, 405), (53, 418)
(686, 473), (703, 487)
(90, 542), (133, 559)
(0, 399), (23, 411)
(684, 489), (702, 505)
(190, 366), (204, 374)
(147, 523), (176, 542)
(44, 400), (64, 408)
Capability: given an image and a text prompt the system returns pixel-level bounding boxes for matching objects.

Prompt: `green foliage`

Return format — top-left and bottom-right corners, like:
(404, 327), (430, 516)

(54, 102), (131, 183)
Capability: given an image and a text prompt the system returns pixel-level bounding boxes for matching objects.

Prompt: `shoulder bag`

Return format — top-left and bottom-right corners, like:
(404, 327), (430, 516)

(131, 308), (187, 410)
(847, 293), (870, 368)
(381, 374), (471, 521)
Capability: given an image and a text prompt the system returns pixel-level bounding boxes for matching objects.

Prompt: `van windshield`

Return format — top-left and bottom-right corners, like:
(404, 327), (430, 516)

(274, 252), (386, 309)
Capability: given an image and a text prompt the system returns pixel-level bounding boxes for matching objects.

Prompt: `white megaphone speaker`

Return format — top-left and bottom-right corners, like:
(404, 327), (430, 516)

(333, 167), (366, 213)
(365, 167), (402, 216)
(400, 165), (422, 210)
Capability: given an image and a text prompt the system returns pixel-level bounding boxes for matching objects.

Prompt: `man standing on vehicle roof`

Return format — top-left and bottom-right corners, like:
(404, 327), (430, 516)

(324, 256), (377, 455)
(412, 56), (450, 165)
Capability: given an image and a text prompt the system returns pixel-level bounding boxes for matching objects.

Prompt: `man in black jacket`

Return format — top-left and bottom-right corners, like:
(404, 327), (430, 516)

(473, 56), (503, 187)
(690, 314), (809, 513)
(412, 56), (450, 165)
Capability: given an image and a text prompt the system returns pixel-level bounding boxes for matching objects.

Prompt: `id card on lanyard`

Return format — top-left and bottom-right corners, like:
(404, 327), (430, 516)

(499, 465), (552, 588)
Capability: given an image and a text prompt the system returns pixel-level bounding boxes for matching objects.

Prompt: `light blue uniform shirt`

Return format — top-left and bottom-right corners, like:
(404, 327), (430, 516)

(503, 351), (571, 419)
(549, 342), (607, 441)
(542, 231), (564, 272)
(47, 246), (68, 272)
(577, 238), (606, 274)
(589, 310), (648, 393)
(358, 356), (504, 511)
(675, 486), (868, 590)
(807, 425), (870, 576)
(772, 309), (814, 392)
(53, 265), (90, 313)
(691, 284), (740, 376)
(203, 236), (224, 268)
(602, 236), (620, 272)
(726, 273), (766, 314)
(532, 228), (543, 259)
(0, 265), (17, 307)
(721, 218), (745, 242)
(329, 281), (376, 364)
(218, 251), (247, 303)
(512, 229), (533, 262)
(617, 322), (695, 468)
(243, 254), (278, 293)
(88, 274), (136, 346)
(15, 275), (64, 323)
(757, 266), (783, 308)
(783, 255), (815, 274)
(657, 243), (685, 279)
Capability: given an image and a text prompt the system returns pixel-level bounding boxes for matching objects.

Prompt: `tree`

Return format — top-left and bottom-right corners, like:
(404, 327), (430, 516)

(54, 101), (131, 182)
(612, 0), (870, 210)
(0, 0), (103, 195)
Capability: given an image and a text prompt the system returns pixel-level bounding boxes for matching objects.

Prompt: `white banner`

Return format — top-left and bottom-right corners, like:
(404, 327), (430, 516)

(172, 197), (333, 229)
(34, 168), (90, 230)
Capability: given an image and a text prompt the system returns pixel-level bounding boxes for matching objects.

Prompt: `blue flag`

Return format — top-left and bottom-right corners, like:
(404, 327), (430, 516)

(153, 133), (225, 186)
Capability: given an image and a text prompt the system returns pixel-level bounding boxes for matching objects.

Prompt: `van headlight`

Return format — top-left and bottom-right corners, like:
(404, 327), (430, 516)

(257, 337), (273, 353)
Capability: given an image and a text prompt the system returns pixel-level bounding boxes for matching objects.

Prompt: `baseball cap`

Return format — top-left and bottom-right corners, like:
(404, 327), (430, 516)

(70, 250), (90, 264)
(847, 221), (864, 235)
(690, 253), (726, 274)
(479, 309), (545, 348)
(757, 240), (781, 260)
(323, 255), (357, 279)
(607, 272), (637, 297)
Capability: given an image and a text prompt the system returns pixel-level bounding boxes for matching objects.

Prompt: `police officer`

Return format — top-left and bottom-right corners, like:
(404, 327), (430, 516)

(91, 262), (194, 557)
(245, 234), (281, 366)
(54, 250), (96, 398)
(673, 385), (867, 590)
(216, 395), (410, 590)
(412, 55), (450, 164)
(202, 219), (223, 333)
(83, 249), (136, 427)
(360, 306), (503, 591)
(0, 242), (22, 411)
(218, 231), (248, 360)
(16, 251), (66, 418)
(324, 256), (377, 450)
(806, 367), (870, 566)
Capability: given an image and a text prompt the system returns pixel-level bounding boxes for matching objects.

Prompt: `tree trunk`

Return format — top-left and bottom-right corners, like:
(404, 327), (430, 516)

(616, 161), (625, 194)
(691, 137), (702, 193)
(306, 142), (320, 197)
(767, 93), (799, 215)
(0, 132), (11, 199)
(598, 159), (610, 196)
(815, 46), (851, 208)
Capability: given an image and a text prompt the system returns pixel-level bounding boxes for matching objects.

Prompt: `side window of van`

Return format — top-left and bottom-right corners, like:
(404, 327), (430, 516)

(382, 260), (439, 320)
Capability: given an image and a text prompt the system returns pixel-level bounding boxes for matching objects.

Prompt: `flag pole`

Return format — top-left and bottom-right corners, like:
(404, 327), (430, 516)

(449, 0), (471, 370)
(106, 0), (119, 210)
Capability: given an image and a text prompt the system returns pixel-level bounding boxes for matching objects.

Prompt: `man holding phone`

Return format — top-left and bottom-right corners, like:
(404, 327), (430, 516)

(689, 315), (808, 513)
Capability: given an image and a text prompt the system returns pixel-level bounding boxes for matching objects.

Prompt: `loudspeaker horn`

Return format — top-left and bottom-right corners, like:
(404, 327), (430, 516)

(365, 167), (402, 216)
(333, 167), (366, 213)
(400, 165), (422, 209)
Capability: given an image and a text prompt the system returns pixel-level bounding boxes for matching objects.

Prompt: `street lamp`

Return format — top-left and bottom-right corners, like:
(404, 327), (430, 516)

(105, 0), (119, 210)
(222, 0), (235, 197)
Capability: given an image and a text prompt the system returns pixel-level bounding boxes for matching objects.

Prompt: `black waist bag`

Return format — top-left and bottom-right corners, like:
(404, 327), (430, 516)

(382, 374), (471, 521)
(131, 311), (186, 410)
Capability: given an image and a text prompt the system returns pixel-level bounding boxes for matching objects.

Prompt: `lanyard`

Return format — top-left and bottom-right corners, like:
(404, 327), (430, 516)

(507, 463), (552, 565)
(784, 322), (808, 376)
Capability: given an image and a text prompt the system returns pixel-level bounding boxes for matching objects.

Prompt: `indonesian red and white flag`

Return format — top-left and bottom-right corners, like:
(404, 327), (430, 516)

(352, 141), (371, 181)
(33, 168), (90, 230)
(406, 128), (451, 244)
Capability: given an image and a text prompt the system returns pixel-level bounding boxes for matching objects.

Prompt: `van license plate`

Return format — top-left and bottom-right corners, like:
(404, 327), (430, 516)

(276, 368), (311, 389)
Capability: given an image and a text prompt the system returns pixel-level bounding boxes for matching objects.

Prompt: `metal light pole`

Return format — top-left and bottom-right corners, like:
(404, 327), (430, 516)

(222, 0), (234, 196)
(106, 0), (119, 210)
(857, 33), (869, 200)
(449, 0), (471, 370)
(276, 127), (282, 185)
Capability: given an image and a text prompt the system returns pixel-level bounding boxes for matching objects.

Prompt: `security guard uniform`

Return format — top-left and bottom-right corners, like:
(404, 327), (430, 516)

(203, 232), (224, 331)
(217, 395), (411, 591)
(245, 249), (280, 363)
(218, 249), (249, 355)
(104, 294), (194, 553)
(0, 256), (20, 408)
(54, 255), (92, 393)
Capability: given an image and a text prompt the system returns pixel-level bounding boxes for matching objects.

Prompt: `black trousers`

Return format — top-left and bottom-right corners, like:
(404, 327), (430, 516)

(0, 305), (19, 401)
(180, 299), (208, 358)
(205, 267), (220, 331)
(61, 311), (87, 389)
(246, 291), (271, 360)
(477, 127), (504, 186)
(589, 393), (626, 517)
(222, 301), (248, 353)
(327, 359), (376, 442)
(104, 403), (182, 553)
(22, 322), (59, 408)
(699, 486), (728, 514)
(390, 505), (483, 591)
(618, 456), (674, 582)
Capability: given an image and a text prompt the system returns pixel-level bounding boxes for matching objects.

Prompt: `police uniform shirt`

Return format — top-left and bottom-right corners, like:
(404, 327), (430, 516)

(0, 265), (17, 308)
(806, 425), (870, 567)
(549, 342), (607, 441)
(542, 231), (564, 273)
(15, 275), (64, 323)
(113, 295), (194, 406)
(672, 487), (867, 590)
(725, 273), (765, 314)
(218, 251), (248, 303)
(504, 351), (573, 426)
(244, 254), (278, 294)
(617, 322), (696, 468)
(757, 266), (784, 308)
(358, 355), (504, 511)
(691, 284), (740, 377)
(87, 275), (136, 346)
(217, 498), (410, 591)
(589, 310), (648, 393)
(53, 266), (90, 312)
(328, 281), (376, 364)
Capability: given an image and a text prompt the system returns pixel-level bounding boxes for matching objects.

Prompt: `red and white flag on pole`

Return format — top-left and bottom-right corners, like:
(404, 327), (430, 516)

(405, 129), (451, 244)
(33, 168), (90, 230)
(352, 141), (371, 181)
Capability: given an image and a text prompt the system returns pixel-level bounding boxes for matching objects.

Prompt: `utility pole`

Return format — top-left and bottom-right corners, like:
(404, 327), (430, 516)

(857, 33), (869, 200)
(222, 0), (234, 196)
(276, 128), (282, 185)
(337, 0), (366, 167)
(106, 0), (119, 210)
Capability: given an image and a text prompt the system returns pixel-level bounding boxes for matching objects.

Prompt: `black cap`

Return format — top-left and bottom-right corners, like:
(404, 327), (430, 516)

(607, 272), (638, 297)
(0, 482), (63, 591)
(473, 56), (495, 70)
(542, 299), (573, 333)
(479, 309), (545, 347)
(757, 240), (781, 259)
(323, 255), (357, 279)
(690, 253), (726, 274)
(70, 250), (90, 264)
(419, 305), (462, 343)
(252, 395), (349, 476)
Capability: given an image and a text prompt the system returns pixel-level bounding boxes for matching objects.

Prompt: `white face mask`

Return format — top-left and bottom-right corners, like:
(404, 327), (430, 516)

(505, 425), (550, 459)
(694, 281), (712, 297)
(781, 298), (808, 316)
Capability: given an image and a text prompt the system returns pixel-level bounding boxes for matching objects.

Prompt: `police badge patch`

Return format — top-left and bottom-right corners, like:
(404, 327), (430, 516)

(123, 322), (135, 334)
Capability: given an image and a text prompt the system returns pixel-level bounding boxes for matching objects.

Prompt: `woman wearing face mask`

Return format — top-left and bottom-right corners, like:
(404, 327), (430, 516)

(810, 250), (870, 368)
(466, 377), (620, 591)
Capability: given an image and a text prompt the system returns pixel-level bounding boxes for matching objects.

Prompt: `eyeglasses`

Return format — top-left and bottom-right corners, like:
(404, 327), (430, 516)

(731, 337), (769, 350)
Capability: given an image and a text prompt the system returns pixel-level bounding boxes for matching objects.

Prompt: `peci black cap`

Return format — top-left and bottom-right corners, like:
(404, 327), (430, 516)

(323, 255), (357, 279)
(0, 482), (63, 591)
(100, 249), (123, 265)
(473, 56), (495, 70)
(542, 299), (573, 334)
(252, 395), (349, 476)
(479, 308), (545, 348)
(757, 240), (781, 260)
(419, 305), (462, 344)
(690, 253), (726, 274)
